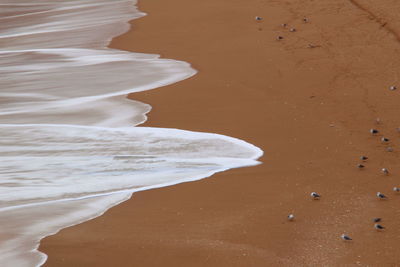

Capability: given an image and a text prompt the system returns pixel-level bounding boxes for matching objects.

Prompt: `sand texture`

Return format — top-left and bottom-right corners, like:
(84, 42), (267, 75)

(41, 0), (400, 265)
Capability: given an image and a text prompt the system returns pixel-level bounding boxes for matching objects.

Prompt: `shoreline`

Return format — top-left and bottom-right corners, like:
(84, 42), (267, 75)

(41, 0), (400, 266)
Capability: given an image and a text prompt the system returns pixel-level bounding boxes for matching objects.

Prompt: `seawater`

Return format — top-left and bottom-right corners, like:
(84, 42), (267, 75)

(0, 0), (263, 266)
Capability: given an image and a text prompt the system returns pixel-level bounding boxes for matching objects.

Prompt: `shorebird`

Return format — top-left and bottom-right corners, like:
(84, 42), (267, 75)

(357, 164), (365, 169)
(374, 224), (385, 230)
(341, 234), (352, 241)
(389, 85), (397, 91)
(373, 218), (382, 223)
(255, 16), (263, 21)
(360, 156), (368, 161)
(370, 129), (379, 134)
(281, 23), (288, 27)
(303, 17), (309, 23)
(377, 192), (388, 199)
(381, 168), (389, 175)
(277, 36), (284, 40)
(289, 28), (296, 32)
(310, 192), (320, 199)
(393, 187), (400, 192)
(287, 214), (295, 221)
(386, 147), (394, 152)
(381, 137), (389, 143)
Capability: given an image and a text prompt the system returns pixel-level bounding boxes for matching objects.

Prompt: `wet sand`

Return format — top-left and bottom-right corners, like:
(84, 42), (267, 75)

(41, 0), (400, 265)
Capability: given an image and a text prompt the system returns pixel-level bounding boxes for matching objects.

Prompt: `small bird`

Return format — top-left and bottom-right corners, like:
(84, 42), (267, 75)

(357, 164), (365, 169)
(310, 192), (320, 199)
(381, 137), (389, 143)
(381, 168), (389, 175)
(377, 192), (388, 199)
(370, 129), (379, 134)
(287, 214), (295, 221)
(393, 187), (400, 192)
(386, 147), (394, 152)
(360, 156), (368, 161)
(255, 16), (263, 21)
(373, 218), (382, 223)
(277, 36), (284, 40)
(303, 17), (309, 23)
(341, 234), (352, 241)
(389, 85), (397, 91)
(374, 224), (385, 230)
(281, 23), (288, 27)
(289, 28), (296, 32)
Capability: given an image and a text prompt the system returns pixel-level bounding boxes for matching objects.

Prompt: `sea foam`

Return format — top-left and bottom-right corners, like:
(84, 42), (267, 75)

(0, 0), (262, 266)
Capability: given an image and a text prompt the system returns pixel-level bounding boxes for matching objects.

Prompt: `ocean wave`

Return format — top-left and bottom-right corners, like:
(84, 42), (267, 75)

(0, 0), (262, 266)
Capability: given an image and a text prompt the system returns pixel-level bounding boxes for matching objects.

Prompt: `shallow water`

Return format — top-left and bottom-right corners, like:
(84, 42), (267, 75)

(0, 0), (262, 266)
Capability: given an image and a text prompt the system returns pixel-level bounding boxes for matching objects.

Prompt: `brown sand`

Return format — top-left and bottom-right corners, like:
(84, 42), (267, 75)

(41, 0), (400, 266)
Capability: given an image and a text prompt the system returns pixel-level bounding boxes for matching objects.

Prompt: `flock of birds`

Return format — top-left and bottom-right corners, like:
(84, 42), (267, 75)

(255, 15), (314, 45)
(286, 121), (400, 242)
(298, 107), (399, 241)
(254, 15), (399, 242)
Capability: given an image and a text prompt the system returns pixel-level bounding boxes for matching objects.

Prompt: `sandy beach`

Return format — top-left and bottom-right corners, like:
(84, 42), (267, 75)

(41, 0), (400, 265)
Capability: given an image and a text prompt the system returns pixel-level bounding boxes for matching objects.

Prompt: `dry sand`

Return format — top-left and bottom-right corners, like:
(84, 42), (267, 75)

(41, 0), (400, 266)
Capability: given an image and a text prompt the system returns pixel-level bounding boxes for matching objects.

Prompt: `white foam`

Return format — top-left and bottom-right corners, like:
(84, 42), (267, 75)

(0, 48), (195, 126)
(0, 0), (263, 266)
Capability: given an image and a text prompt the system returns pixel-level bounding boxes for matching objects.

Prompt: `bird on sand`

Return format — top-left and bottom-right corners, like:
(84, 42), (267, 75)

(374, 224), (385, 230)
(370, 129), (379, 134)
(373, 218), (382, 223)
(360, 156), (368, 161)
(357, 164), (365, 169)
(393, 187), (400, 192)
(381, 168), (389, 175)
(287, 214), (295, 221)
(389, 85), (397, 91)
(377, 192), (388, 199)
(255, 16), (263, 21)
(341, 234), (352, 241)
(381, 137), (389, 143)
(310, 192), (320, 199)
